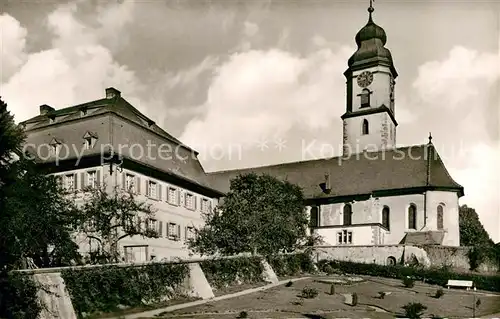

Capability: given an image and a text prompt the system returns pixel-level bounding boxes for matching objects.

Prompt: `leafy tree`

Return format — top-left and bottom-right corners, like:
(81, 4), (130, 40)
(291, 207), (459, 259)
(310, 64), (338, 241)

(72, 184), (159, 264)
(2, 160), (81, 269)
(459, 205), (494, 247)
(459, 205), (498, 269)
(189, 173), (311, 256)
(0, 97), (81, 318)
(0, 97), (25, 186)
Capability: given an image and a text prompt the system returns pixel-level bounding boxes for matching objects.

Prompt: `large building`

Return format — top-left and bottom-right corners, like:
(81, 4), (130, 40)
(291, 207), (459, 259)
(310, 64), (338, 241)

(208, 5), (464, 247)
(21, 88), (224, 262)
(20, 5), (464, 262)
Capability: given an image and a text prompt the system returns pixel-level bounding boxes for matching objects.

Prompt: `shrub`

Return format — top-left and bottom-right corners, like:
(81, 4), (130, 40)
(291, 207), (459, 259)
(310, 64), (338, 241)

(378, 291), (386, 299)
(317, 259), (500, 292)
(200, 256), (264, 289)
(61, 263), (189, 317)
(301, 287), (318, 299)
(402, 276), (415, 288)
(267, 253), (315, 277)
(330, 284), (335, 295)
(434, 288), (444, 299)
(352, 292), (358, 306)
(468, 247), (484, 271)
(0, 273), (43, 319)
(323, 264), (335, 274)
(237, 311), (248, 318)
(285, 280), (293, 287)
(402, 302), (427, 319)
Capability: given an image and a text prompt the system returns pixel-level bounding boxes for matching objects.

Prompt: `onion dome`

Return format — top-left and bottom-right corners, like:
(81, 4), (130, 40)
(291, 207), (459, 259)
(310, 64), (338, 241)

(347, 6), (397, 76)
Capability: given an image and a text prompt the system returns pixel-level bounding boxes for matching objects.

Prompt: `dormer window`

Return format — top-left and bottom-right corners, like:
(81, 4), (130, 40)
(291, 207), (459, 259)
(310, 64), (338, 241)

(360, 88), (371, 108)
(49, 138), (62, 156)
(83, 132), (98, 150)
(48, 115), (56, 124)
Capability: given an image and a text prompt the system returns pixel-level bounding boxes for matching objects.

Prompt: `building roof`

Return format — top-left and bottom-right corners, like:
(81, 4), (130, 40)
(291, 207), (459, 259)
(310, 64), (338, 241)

(400, 231), (445, 245)
(21, 89), (194, 154)
(208, 144), (464, 199)
(20, 88), (224, 195)
(347, 7), (397, 77)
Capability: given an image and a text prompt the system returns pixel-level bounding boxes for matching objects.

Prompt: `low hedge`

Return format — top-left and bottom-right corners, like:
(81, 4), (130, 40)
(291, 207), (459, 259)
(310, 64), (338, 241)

(267, 253), (315, 277)
(318, 259), (500, 292)
(0, 272), (42, 319)
(61, 263), (189, 318)
(199, 256), (264, 289)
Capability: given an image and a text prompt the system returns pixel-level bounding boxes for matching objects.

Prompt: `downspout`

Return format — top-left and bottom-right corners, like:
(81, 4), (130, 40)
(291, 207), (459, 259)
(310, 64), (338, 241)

(421, 133), (433, 231)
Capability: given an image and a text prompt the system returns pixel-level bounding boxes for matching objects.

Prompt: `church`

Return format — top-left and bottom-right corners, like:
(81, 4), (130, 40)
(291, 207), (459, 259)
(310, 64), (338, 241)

(208, 4), (464, 248)
(20, 4), (463, 262)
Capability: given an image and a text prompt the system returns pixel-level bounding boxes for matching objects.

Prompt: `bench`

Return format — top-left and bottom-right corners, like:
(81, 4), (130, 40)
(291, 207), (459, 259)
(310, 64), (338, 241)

(446, 279), (474, 290)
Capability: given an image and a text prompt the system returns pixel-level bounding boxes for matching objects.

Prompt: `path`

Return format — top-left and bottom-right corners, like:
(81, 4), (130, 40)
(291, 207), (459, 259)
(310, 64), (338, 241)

(114, 277), (310, 319)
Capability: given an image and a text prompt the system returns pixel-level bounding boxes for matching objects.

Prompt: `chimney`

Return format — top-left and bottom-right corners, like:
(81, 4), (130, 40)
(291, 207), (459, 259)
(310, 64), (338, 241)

(39, 104), (55, 115)
(105, 87), (121, 99)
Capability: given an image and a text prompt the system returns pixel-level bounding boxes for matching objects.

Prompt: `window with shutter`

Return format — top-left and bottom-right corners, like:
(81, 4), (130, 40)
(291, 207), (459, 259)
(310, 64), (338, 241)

(148, 181), (157, 199)
(186, 226), (196, 240)
(201, 198), (211, 213)
(87, 171), (97, 188)
(167, 222), (176, 240)
(125, 174), (135, 192)
(167, 187), (178, 205)
(185, 193), (195, 210)
(65, 174), (75, 190)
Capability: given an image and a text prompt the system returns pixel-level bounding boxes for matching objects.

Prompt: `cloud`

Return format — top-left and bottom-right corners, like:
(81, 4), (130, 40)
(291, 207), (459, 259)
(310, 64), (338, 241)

(180, 45), (353, 159)
(448, 142), (500, 242)
(413, 45), (500, 242)
(413, 46), (499, 108)
(0, 14), (28, 82)
(1, 1), (142, 123)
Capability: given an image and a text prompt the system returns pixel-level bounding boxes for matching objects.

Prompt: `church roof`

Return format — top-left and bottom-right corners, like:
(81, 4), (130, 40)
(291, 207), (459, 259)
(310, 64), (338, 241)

(400, 231), (445, 245)
(208, 144), (464, 199)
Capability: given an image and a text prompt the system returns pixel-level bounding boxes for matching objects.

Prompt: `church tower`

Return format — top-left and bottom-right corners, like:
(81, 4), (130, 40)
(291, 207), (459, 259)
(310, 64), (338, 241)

(342, 3), (398, 156)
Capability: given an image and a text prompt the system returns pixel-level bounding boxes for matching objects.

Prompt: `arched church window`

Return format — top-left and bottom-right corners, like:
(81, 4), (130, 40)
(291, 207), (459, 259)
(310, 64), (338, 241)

(362, 119), (369, 135)
(437, 204), (444, 230)
(310, 206), (319, 227)
(382, 206), (390, 230)
(360, 88), (370, 108)
(343, 203), (352, 226)
(408, 204), (417, 230)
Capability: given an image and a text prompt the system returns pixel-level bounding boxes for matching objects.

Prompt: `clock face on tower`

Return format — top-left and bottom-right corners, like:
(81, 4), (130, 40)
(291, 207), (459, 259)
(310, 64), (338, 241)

(357, 71), (373, 88)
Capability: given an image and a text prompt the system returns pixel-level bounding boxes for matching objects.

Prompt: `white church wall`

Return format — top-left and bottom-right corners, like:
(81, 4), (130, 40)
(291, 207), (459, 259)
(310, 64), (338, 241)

(315, 225), (377, 246)
(425, 190), (460, 246)
(313, 193), (426, 245)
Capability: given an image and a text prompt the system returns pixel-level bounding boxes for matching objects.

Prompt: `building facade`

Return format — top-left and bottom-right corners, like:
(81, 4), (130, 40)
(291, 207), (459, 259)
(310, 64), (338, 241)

(208, 6), (464, 247)
(21, 5), (464, 264)
(21, 88), (224, 262)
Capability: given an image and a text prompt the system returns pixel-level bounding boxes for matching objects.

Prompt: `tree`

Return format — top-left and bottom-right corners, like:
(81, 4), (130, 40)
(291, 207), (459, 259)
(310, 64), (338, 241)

(0, 97), (25, 185)
(188, 173), (310, 256)
(459, 205), (494, 247)
(0, 98), (81, 318)
(72, 184), (159, 264)
(459, 205), (498, 270)
(0, 97), (80, 270)
(2, 160), (81, 269)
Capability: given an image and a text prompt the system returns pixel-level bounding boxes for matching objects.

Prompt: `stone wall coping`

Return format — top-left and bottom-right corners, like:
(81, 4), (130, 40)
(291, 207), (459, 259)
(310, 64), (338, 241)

(313, 245), (407, 248)
(11, 251), (305, 275)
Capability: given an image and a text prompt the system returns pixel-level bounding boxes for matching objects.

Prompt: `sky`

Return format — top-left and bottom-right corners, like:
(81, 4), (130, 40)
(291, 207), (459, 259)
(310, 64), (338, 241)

(1, 0), (499, 242)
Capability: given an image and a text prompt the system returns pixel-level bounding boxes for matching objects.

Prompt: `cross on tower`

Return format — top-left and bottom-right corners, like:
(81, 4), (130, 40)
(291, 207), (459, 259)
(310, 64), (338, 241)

(368, 0), (375, 13)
